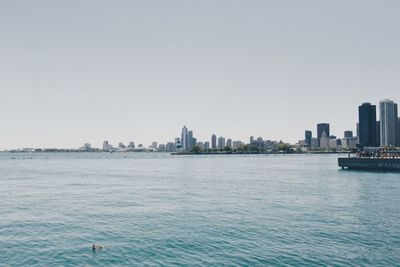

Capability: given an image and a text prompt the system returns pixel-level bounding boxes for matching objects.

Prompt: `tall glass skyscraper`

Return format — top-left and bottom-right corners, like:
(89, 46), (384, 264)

(358, 103), (377, 147)
(379, 99), (398, 147)
(317, 123), (330, 139)
(181, 126), (189, 151)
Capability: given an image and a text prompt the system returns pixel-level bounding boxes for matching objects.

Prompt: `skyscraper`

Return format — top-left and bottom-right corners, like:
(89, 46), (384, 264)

(344, 131), (353, 138)
(211, 134), (217, 149)
(218, 136), (226, 150)
(317, 123), (330, 139)
(380, 99), (398, 147)
(358, 103), (377, 147)
(305, 130), (312, 146)
(181, 126), (189, 151)
(188, 130), (194, 151)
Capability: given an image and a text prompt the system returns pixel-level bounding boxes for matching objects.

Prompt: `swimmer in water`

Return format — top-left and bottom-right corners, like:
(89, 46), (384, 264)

(92, 244), (103, 250)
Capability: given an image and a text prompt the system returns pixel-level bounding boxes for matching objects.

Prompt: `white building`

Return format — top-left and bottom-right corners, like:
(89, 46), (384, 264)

(319, 131), (329, 149)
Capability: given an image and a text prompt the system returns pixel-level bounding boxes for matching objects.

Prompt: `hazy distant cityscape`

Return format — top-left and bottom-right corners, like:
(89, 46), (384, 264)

(5, 98), (399, 154)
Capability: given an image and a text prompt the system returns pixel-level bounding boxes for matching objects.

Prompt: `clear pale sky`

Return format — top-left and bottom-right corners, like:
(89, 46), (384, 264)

(1, 0), (399, 149)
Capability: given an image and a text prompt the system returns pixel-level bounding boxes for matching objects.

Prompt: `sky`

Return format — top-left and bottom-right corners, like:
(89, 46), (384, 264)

(0, 0), (399, 149)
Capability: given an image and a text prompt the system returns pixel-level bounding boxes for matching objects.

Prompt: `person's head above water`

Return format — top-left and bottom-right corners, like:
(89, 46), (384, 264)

(92, 244), (96, 250)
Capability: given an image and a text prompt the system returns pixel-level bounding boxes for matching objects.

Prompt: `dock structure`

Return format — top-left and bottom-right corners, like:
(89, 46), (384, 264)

(338, 157), (400, 171)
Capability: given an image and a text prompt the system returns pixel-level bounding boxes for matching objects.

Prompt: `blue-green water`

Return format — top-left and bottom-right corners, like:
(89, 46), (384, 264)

(0, 153), (399, 266)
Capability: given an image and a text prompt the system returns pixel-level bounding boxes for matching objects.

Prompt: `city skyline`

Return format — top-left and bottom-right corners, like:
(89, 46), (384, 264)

(1, 1), (400, 149)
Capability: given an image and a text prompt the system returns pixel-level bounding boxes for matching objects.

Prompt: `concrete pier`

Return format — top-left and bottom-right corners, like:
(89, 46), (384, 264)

(338, 157), (400, 171)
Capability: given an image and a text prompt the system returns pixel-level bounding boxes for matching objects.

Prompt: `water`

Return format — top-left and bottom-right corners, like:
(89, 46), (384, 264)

(0, 153), (399, 266)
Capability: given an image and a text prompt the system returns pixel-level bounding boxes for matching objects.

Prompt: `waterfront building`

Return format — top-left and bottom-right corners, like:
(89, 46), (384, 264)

(341, 137), (358, 149)
(82, 143), (92, 152)
(102, 140), (113, 151)
(305, 130), (312, 146)
(232, 141), (244, 150)
(188, 131), (194, 151)
(319, 131), (329, 149)
(204, 141), (210, 150)
(166, 142), (176, 152)
(151, 142), (158, 150)
(380, 99), (398, 147)
(211, 134), (217, 149)
(158, 144), (166, 152)
(329, 139), (341, 149)
(358, 103), (377, 147)
(181, 126), (189, 151)
(250, 136), (254, 144)
(376, 121), (381, 147)
(128, 142), (135, 149)
(218, 136), (226, 150)
(226, 139), (232, 148)
(118, 142), (126, 149)
(344, 131), (353, 138)
(197, 142), (204, 150)
(311, 138), (319, 149)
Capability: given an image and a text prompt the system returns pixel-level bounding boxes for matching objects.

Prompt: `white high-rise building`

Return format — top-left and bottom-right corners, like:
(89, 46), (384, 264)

(380, 99), (398, 147)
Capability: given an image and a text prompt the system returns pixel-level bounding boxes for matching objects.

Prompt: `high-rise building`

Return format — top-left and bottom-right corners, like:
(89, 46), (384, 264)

(317, 123), (330, 139)
(344, 131), (353, 138)
(358, 103), (377, 147)
(376, 121), (381, 146)
(204, 141), (210, 150)
(380, 99), (398, 147)
(211, 134), (217, 149)
(217, 136), (226, 150)
(181, 126), (189, 151)
(305, 130), (312, 146)
(397, 118), (400, 146)
(188, 131), (194, 151)
(226, 139), (232, 148)
(319, 130), (329, 149)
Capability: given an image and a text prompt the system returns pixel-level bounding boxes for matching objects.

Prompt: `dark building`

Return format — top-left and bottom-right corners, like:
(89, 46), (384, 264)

(317, 123), (330, 139)
(397, 118), (400, 146)
(376, 121), (381, 147)
(211, 134), (217, 149)
(358, 103), (377, 147)
(305, 130), (312, 146)
(344, 131), (353, 138)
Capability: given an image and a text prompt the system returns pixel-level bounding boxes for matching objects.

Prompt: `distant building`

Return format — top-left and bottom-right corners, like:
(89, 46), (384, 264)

(211, 134), (217, 149)
(232, 141), (244, 150)
(310, 138), (319, 149)
(342, 137), (359, 149)
(197, 142), (204, 150)
(217, 136), (226, 150)
(329, 139), (341, 149)
(118, 142), (126, 149)
(158, 144), (166, 152)
(305, 130), (312, 146)
(82, 143), (92, 151)
(226, 139), (232, 148)
(188, 131), (194, 151)
(376, 121), (381, 147)
(319, 130), (329, 149)
(166, 142), (176, 152)
(358, 103), (377, 147)
(102, 140), (113, 151)
(344, 131), (353, 138)
(317, 123), (330, 139)
(151, 142), (158, 150)
(128, 142), (135, 149)
(380, 99), (398, 146)
(204, 141), (210, 150)
(181, 126), (189, 151)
